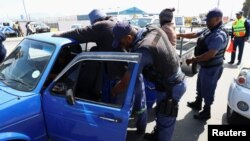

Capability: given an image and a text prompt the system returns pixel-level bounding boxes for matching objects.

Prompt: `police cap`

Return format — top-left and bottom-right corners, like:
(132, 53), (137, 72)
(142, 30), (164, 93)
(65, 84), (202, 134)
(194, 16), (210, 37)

(112, 21), (132, 48)
(205, 8), (223, 21)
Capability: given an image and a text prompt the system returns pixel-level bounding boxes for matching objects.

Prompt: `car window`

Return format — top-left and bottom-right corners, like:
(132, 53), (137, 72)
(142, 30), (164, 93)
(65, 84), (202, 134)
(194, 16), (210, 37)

(0, 39), (55, 91)
(51, 60), (131, 108)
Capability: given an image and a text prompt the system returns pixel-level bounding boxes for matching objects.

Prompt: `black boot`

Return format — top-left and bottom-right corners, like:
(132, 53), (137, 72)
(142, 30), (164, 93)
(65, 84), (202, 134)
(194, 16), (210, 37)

(187, 97), (202, 111)
(194, 106), (211, 120)
(144, 126), (158, 141)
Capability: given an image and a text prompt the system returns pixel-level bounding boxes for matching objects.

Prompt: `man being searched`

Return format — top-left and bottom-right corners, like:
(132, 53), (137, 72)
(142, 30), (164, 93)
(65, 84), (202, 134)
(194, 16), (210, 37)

(177, 8), (228, 120)
(53, 9), (147, 133)
(111, 21), (186, 141)
(159, 8), (177, 47)
(228, 11), (249, 65)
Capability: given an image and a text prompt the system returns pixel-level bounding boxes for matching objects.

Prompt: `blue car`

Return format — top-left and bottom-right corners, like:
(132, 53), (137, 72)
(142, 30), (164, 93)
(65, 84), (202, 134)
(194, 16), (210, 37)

(0, 26), (17, 37)
(0, 33), (143, 141)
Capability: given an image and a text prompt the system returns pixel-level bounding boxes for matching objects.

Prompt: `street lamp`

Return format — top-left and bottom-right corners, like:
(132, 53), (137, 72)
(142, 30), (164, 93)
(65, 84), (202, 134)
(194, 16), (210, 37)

(22, 0), (29, 21)
(217, 0), (220, 8)
(177, 0), (180, 13)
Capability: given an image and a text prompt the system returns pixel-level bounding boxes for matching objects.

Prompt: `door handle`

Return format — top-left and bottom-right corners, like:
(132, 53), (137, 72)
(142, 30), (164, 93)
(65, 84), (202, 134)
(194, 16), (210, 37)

(99, 115), (122, 123)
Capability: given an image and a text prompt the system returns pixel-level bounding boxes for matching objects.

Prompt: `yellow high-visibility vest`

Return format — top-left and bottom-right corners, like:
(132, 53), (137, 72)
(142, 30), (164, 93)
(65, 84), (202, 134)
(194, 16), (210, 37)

(233, 18), (246, 37)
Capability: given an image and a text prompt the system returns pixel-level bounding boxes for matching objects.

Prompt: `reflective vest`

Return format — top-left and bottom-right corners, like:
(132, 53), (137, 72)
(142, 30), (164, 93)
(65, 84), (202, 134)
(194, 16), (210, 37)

(233, 18), (246, 37)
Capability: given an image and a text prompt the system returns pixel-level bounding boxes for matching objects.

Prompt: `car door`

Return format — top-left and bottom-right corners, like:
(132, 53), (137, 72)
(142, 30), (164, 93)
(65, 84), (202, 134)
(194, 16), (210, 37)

(42, 52), (141, 141)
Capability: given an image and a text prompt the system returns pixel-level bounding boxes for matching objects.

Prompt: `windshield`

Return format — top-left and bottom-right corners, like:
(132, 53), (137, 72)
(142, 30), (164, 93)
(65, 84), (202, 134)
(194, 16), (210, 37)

(130, 18), (152, 27)
(0, 39), (55, 91)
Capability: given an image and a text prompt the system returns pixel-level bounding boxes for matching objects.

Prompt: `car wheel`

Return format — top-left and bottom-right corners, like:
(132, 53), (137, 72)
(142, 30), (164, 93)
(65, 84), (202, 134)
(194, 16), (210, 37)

(227, 105), (241, 124)
(191, 62), (199, 74)
(227, 105), (250, 124)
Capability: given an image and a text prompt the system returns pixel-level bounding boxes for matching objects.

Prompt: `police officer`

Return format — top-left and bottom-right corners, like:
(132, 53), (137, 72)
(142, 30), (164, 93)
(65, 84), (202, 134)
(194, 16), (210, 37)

(0, 31), (7, 63)
(177, 8), (228, 120)
(53, 9), (147, 133)
(111, 21), (186, 141)
(228, 11), (249, 65)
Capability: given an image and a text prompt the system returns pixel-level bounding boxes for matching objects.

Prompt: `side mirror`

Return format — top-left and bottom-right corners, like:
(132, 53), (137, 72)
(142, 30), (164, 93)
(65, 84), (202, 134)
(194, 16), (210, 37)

(66, 89), (75, 105)
(52, 82), (66, 93)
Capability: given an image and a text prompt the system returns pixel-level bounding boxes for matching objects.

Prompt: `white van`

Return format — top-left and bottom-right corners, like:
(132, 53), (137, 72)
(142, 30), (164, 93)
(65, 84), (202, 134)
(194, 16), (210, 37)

(129, 15), (185, 33)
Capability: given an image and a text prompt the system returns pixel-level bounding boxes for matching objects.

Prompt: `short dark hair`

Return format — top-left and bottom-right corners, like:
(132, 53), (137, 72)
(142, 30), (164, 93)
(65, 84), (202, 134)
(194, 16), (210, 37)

(159, 8), (175, 26)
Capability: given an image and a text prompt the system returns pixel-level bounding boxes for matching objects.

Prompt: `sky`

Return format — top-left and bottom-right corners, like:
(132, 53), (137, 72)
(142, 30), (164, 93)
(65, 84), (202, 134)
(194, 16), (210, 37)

(0, 0), (245, 20)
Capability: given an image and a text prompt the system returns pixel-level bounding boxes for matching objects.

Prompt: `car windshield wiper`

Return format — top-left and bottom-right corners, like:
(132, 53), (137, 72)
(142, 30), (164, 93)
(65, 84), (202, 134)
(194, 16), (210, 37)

(5, 78), (32, 88)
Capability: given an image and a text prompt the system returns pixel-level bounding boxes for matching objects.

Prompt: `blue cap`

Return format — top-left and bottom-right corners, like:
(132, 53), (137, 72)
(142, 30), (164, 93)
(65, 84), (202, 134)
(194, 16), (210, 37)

(205, 8), (223, 21)
(88, 9), (107, 25)
(112, 21), (132, 48)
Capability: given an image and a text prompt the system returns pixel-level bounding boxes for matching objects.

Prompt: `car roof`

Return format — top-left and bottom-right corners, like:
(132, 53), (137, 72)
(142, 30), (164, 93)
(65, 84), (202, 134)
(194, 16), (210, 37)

(26, 33), (76, 47)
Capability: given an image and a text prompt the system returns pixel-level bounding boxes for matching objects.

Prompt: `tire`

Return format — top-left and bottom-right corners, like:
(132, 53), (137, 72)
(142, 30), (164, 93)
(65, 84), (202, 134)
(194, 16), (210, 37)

(191, 62), (199, 74)
(226, 105), (241, 124)
(227, 105), (250, 125)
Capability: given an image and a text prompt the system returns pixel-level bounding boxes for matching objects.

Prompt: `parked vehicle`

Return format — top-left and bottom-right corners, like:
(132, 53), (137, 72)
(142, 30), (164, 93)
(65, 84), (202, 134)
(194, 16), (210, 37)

(200, 19), (206, 27)
(0, 22), (17, 37)
(129, 16), (160, 28)
(129, 15), (186, 33)
(227, 67), (250, 124)
(29, 22), (50, 33)
(223, 21), (233, 36)
(191, 17), (201, 26)
(70, 24), (83, 30)
(177, 38), (198, 75)
(0, 33), (153, 141)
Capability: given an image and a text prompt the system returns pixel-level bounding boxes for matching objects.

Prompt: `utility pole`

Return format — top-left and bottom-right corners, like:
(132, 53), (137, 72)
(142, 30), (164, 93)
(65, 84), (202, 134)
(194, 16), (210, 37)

(217, 0), (220, 8)
(177, 0), (180, 13)
(22, 0), (29, 21)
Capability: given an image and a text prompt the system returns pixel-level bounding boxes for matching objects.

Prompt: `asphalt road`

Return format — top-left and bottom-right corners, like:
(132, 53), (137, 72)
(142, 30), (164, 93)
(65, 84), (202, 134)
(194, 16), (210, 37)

(3, 37), (250, 141)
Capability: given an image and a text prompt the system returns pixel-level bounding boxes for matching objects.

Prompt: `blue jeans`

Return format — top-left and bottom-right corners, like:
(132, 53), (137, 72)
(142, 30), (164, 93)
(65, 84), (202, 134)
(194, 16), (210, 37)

(196, 66), (223, 107)
(156, 79), (186, 141)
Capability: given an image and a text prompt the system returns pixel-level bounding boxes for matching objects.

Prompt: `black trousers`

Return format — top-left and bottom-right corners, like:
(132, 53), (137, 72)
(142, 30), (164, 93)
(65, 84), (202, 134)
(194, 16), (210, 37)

(230, 37), (245, 63)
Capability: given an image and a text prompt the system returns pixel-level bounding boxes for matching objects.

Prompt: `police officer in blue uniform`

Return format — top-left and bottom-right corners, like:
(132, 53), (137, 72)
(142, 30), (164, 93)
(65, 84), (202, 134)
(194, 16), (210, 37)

(177, 8), (228, 120)
(111, 21), (186, 141)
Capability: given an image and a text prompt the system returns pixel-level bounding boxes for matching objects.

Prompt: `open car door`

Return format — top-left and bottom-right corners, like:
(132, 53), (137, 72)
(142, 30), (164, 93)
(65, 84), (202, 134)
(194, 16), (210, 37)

(42, 52), (141, 141)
